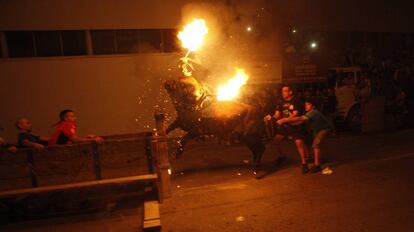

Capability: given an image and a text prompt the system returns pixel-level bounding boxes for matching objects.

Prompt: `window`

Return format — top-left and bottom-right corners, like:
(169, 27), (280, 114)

(162, 29), (180, 52)
(91, 30), (116, 54)
(62, 30), (87, 56)
(140, 29), (161, 53)
(6, 31), (35, 57)
(116, 30), (139, 54)
(34, 31), (62, 57)
(3, 28), (178, 58)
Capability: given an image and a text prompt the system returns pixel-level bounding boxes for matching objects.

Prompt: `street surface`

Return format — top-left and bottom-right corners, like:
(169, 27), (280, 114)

(2, 129), (414, 232)
(162, 129), (414, 232)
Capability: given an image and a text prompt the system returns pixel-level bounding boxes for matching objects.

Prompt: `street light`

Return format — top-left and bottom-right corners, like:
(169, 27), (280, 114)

(246, 26), (252, 32)
(310, 41), (318, 49)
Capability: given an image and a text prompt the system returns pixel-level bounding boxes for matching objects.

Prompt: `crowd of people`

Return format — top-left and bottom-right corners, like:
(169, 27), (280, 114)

(0, 109), (103, 153)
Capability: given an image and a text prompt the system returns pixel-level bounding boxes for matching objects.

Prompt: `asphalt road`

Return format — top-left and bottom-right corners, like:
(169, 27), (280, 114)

(2, 129), (414, 232)
(161, 129), (414, 232)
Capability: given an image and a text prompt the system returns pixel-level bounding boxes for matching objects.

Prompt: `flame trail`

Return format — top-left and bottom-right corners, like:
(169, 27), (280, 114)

(177, 19), (208, 77)
(178, 19), (208, 55)
(217, 69), (249, 101)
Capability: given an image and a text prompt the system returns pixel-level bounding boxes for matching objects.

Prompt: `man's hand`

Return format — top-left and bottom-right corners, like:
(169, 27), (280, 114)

(277, 118), (287, 126)
(264, 115), (272, 122)
(7, 146), (17, 153)
(94, 136), (104, 144)
(33, 143), (45, 150)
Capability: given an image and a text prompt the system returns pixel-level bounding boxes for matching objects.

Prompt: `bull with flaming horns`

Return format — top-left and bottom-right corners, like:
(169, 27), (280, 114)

(164, 19), (266, 173)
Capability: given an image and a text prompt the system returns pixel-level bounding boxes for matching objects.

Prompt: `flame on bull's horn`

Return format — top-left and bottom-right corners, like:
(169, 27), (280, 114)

(217, 69), (249, 101)
(178, 19), (208, 53)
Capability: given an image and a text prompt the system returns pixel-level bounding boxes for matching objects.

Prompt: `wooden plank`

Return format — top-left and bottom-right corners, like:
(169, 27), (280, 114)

(99, 138), (149, 179)
(33, 143), (96, 186)
(0, 174), (157, 198)
(143, 200), (161, 231)
(102, 132), (150, 140)
(143, 219), (161, 231)
(144, 200), (160, 221)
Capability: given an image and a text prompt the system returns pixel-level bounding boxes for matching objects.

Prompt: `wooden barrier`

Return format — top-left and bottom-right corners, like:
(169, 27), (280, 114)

(0, 128), (169, 230)
(152, 113), (172, 202)
(0, 135), (155, 191)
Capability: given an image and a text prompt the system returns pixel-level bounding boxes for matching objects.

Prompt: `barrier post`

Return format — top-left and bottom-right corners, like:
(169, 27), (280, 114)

(152, 113), (171, 202)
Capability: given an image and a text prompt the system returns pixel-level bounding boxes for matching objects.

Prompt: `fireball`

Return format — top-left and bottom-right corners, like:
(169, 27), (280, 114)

(217, 69), (249, 101)
(178, 19), (208, 53)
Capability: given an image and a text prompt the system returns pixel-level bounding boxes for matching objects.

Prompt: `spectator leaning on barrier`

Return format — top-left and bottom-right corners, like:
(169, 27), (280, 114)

(16, 118), (49, 150)
(278, 98), (334, 173)
(49, 109), (103, 145)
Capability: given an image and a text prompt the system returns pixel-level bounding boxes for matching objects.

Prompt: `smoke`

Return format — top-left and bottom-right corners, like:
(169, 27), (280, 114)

(179, 0), (282, 88)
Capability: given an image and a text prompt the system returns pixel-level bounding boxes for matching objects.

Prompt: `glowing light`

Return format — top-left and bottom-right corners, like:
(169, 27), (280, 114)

(246, 26), (252, 32)
(217, 69), (249, 101)
(178, 19), (208, 52)
(292, 29), (297, 33)
(310, 41), (318, 49)
(168, 168), (172, 175)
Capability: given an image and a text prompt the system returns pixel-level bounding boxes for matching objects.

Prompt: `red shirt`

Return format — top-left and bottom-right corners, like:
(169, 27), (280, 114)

(49, 121), (77, 145)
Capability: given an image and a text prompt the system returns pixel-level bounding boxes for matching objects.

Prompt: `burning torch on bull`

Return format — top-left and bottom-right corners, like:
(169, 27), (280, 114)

(177, 18), (248, 102)
(177, 18), (208, 77)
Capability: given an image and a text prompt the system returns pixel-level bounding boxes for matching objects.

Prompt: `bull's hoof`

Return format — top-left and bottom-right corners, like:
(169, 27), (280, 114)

(252, 163), (260, 175)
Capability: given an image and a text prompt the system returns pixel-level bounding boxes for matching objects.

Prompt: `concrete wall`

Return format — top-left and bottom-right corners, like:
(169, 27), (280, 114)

(0, 54), (181, 141)
(0, 0), (190, 30)
(0, 0), (191, 141)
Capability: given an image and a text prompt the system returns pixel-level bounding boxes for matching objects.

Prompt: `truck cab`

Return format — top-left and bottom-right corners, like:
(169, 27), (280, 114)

(328, 67), (371, 130)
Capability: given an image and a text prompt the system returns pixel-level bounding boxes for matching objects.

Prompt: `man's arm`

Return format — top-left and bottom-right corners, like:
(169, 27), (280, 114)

(68, 134), (103, 144)
(277, 109), (308, 125)
(22, 139), (45, 150)
(39, 136), (49, 142)
(273, 110), (281, 119)
(280, 115), (307, 124)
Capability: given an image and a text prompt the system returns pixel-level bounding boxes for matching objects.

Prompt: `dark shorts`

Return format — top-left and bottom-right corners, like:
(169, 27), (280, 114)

(276, 125), (304, 140)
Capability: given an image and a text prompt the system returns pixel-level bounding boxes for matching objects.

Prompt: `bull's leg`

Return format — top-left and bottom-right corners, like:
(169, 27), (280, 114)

(173, 129), (199, 158)
(166, 119), (181, 134)
(242, 135), (265, 174)
(252, 140), (265, 174)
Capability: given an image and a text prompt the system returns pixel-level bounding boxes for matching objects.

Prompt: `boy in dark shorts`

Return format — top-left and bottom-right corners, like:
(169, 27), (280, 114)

(279, 98), (333, 173)
(265, 85), (308, 173)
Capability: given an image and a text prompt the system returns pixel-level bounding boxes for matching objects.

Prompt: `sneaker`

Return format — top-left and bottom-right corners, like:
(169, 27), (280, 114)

(302, 164), (309, 174)
(310, 165), (322, 173)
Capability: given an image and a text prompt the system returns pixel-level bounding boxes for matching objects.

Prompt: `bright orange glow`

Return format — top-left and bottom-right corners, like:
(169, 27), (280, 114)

(217, 69), (249, 101)
(178, 19), (208, 52)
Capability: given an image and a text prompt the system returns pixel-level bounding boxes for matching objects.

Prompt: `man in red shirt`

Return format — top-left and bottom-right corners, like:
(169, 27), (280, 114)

(49, 109), (103, 145)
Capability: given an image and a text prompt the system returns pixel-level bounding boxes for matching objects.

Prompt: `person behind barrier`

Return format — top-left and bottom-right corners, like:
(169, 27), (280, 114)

(49, 109), (103, 145)
(16, 118), (49, 150)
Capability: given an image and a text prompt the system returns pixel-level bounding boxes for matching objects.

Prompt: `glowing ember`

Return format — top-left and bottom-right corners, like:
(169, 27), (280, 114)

(178, 19), (208, 53)
(217, 69), (249, 101)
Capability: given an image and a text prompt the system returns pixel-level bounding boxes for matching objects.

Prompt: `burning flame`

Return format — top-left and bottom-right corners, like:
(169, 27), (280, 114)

(178, 19), (208, 52)
(217, 69), (249, 101)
